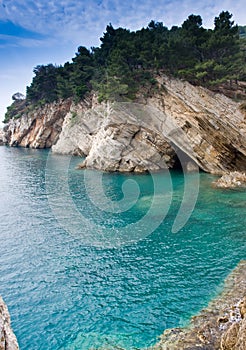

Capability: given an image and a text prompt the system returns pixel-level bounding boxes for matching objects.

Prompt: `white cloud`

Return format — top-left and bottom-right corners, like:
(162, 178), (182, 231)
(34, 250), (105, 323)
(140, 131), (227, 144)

(0, 33), (47, 48)
(0, 1), (245, 50)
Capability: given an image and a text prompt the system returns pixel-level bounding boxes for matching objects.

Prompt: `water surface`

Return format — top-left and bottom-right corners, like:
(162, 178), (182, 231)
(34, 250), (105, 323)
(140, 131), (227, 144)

(0, 147), (245, 349)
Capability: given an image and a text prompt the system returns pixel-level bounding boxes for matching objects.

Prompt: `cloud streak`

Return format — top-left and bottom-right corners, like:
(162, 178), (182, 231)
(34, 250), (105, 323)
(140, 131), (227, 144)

(0, 0), (245, 48)
(0, 21), (47, 49)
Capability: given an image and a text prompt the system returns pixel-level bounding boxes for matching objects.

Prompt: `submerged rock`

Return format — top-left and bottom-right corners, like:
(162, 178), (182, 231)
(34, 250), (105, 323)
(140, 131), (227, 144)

(213, 172), (246, 189)
(0, 296), (19, 350)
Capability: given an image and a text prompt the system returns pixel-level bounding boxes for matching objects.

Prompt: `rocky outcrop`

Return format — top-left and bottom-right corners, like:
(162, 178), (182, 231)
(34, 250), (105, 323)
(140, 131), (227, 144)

(213, 172), (246, 188)
(0, 296), (19, 350)
(221, 299), (246, 350)
(152, 260), (246, 350)
(53, 97), (180, 172)
(3, 75), (246, 173)
(78, 124), (177, 172)
(3, 100), (71, 148)
(0, 129), (6, 145)
(53, 76), (246, 173)
(147, 76), (246, 174)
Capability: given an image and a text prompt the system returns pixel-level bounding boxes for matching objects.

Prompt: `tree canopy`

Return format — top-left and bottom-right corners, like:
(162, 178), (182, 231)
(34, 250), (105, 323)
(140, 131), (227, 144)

(4, 11), (246, 122)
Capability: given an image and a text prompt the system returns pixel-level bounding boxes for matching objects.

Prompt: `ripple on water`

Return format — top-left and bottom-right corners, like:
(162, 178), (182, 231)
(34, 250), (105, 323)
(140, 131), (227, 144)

(0, 148), (245, 350)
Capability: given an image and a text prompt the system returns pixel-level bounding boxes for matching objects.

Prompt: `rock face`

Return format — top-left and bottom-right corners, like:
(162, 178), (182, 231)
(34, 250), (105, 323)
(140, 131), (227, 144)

(3, 75), (246, 173)
(79, 123), (177, 172)
(213, 172), (246, 188)
(53, 97), (180, 172)
(152, 260), (246, 350)
(147, 76), (246, 174)
(3, 100), (71, 148)
(0, 296), (19, 350)
(0, 129), (6, 145)
(53, 76), (246, 173)
(221, 296), (246, 350)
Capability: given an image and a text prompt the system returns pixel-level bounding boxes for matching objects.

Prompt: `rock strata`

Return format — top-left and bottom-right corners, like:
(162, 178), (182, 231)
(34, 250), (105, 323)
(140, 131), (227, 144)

(2, 75), (246, 173)
(53, 98), (180, 172)
(79, 123), (177, 172)
(3, 100), (71, 148)
(53, 76), (246, 173)
(0, 128), (7, 145)
(0, 296), (19, 350)
(152, 260), (246, 350)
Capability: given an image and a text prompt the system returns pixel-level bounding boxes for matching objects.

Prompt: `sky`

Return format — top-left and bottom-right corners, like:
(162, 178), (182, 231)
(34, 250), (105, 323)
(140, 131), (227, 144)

(0, 0), (245, 124)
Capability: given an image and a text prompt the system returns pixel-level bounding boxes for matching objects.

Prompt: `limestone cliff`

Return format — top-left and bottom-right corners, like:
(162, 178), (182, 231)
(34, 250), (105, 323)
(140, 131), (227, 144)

(53, 76), (246, 174)
(0, 129), (6, 145)
(3, 75), (246, 174)
(52, 96), (178, 172)
(3, 100), (71, 148)
(0, 296), (19, 350)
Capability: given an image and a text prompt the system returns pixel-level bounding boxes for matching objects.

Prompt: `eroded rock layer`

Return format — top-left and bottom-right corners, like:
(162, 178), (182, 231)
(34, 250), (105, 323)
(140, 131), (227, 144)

(0, 129), (5, 145)
(3, 76), (246, 173)
(3, 100), (71, 148)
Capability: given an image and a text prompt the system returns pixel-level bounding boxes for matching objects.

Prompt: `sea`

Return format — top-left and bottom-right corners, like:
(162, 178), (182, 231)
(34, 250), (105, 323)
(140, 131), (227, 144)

(0, 146), (245, 349)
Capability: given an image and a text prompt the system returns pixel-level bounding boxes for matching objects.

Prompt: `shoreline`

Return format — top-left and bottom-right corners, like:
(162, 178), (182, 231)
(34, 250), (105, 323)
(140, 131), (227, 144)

(151, 260), (246, 349)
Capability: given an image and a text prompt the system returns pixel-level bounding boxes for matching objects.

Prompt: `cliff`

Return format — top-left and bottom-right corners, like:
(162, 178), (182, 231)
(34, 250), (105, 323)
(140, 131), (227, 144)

(152, 260), (246, 350)
(3, 75), (246, 174)
(0, 129), (6, 145)
(0, 296), (19, 350)
(3, 100), (71, 148)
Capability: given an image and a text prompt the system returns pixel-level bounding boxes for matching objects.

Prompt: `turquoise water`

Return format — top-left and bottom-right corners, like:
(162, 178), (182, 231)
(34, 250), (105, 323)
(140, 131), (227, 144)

(0, 146), (245, 350)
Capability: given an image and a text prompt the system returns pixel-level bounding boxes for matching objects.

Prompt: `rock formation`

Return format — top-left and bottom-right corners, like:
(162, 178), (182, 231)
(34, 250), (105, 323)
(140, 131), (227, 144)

(0, 296), (19, 350)
(2, 75), (246, 174)
(152, 260), (246, 350)
(3, 100), (71, 148)
(0, 129), (6, 145)
(213, 172), (246, 188)
(54, 76), (246, 173)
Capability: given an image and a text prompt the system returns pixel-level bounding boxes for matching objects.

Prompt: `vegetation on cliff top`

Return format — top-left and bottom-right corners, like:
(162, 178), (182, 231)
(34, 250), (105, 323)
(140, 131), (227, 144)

(4, 11), (246, 123)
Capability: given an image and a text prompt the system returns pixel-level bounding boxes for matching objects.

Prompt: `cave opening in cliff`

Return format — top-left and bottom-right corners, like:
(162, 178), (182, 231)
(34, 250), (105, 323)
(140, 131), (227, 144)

(171, 146), (199, 173)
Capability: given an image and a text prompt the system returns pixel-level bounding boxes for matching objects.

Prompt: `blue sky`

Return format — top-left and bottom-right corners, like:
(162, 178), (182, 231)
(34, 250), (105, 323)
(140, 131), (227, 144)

(0, 0), (245, 123)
